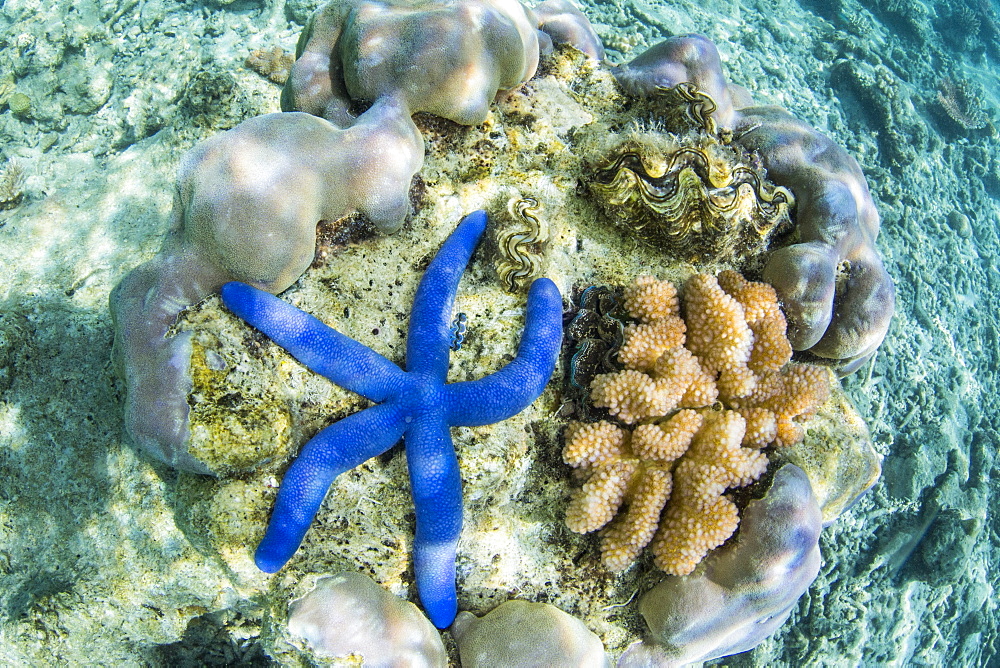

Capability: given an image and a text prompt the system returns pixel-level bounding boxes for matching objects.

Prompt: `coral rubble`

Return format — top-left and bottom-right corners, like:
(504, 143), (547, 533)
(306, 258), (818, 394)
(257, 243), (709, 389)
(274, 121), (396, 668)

(564, 272), (831, 574)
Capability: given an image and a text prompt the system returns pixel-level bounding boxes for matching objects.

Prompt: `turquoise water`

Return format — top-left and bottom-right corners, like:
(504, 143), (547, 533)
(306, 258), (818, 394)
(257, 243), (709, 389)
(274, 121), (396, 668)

(1, 0), (997, 664)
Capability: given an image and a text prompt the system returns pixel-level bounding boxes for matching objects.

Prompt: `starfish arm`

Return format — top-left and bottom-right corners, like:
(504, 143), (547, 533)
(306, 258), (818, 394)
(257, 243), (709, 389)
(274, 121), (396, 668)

(446, 277), (563, 426)
(221, 282), (406, 402)
(406, 412), (463, 629)
(254, 402), (408, 573)
(405, 210), (488, 379)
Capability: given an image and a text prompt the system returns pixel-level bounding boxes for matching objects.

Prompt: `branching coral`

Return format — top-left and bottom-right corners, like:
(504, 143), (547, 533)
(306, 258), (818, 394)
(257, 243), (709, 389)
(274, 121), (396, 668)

(612, 34), (895, 375)
(563, 273), (831, 575)
(936, 77), (989, 131)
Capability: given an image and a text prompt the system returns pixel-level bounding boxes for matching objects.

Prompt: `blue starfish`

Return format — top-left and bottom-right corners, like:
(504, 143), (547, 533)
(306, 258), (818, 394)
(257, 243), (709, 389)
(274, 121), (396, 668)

(220, 210), (562, 628)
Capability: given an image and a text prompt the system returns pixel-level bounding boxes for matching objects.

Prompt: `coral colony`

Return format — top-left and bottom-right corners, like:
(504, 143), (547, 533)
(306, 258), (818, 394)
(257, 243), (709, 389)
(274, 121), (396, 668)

(563, 272), (830, 574)
(108, 0), (893, 660)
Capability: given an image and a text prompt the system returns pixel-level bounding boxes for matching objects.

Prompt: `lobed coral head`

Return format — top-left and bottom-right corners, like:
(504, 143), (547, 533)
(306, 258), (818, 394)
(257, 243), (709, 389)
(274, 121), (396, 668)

(611, 34), (894, 375)
(622, 464), (822, 667)
(111, 109), (424, 472)
(285, 0), (540, 126)
(287, 572), (447, 664)
(452, 600), (608, 667)
(533, 0), (606, 61)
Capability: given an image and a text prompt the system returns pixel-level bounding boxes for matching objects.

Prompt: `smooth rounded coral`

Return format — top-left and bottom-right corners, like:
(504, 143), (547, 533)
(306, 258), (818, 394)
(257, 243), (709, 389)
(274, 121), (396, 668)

(110, 1), (543, 474)
(110, 109), (423, 472)
(613, 34), (894, 375)
(533, 0), (606, 61)
(287, 572), (447, 665)
(284, 0), (540, 126)
(452, 600), (608, 667)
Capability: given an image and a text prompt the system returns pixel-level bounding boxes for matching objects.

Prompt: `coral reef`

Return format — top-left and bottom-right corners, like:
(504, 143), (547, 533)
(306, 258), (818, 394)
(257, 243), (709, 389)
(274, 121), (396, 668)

(563, 273), (831, 574)
(613, 34), (895, 375)
(828, 57), (929, 170)
(286, 572), (446, 665)
(452, 600), (609, 667)
(88, 8), (889, 662)
(619, 464), (822, 667)
(780, 383), (882, 524)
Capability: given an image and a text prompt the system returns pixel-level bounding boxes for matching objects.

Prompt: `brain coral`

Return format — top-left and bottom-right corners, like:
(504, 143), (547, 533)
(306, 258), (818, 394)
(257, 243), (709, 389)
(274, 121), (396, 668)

(563, 272), (831, 575)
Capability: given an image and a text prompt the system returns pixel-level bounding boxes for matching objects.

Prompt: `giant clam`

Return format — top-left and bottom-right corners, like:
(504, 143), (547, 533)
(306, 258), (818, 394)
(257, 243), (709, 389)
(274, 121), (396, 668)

(586, 129), (794, 263)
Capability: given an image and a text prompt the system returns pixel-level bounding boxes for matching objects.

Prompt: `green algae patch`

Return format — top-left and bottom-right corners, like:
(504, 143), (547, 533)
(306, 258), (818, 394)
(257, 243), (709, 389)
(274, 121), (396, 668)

(186, 334), (294, 476)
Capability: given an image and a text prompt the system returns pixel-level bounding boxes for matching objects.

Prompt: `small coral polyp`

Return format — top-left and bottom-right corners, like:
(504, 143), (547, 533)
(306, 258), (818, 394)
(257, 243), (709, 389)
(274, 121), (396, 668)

(587, 131), (794, 262)
(563, 272), (832, 575)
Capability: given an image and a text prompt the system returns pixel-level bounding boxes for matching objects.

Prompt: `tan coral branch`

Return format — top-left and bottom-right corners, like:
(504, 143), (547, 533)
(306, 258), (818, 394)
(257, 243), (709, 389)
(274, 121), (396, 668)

(564, 271), (834, 574)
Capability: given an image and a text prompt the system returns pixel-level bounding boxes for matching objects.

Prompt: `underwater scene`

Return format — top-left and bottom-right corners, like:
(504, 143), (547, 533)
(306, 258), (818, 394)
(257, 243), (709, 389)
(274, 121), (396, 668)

(0, 0), (997, 664)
